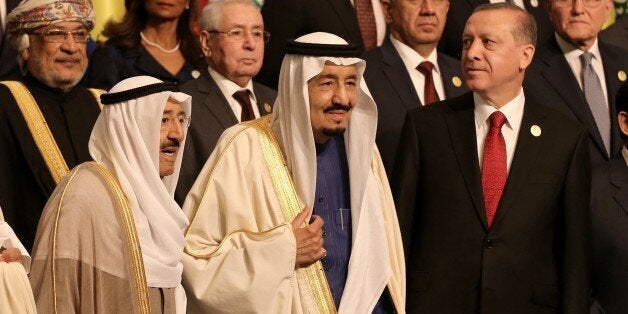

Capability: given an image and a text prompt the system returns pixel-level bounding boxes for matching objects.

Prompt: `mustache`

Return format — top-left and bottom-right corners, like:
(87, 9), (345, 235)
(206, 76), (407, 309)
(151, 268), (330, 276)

(160, 138), (180, 150)
(323, 103), (351, 113)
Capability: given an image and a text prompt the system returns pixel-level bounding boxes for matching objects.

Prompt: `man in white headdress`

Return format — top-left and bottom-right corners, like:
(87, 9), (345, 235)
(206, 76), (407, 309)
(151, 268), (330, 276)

(182, 32), (405, 313)
(29, 76), (192, 314)
(0, 206), (36, 313)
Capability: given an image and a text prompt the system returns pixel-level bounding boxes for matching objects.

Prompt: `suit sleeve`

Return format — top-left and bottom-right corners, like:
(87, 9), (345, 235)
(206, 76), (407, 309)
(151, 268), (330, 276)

(390, 110), (421, 257)
(560, 128), (591, 314)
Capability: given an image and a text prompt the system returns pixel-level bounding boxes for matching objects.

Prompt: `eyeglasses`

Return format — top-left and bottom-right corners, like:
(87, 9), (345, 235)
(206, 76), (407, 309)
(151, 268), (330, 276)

(553, 0), (603, 8)
(31, 29), (90, 43)
(161, 116), (191, 130)
(208, 29), (271, 43)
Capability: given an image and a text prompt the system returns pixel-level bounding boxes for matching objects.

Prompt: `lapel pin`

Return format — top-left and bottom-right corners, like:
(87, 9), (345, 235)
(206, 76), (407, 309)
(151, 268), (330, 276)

(191, 70), (201, 79)
(618, 70), (626, 82)
(452, 76), (462, 87)
(531, 125), (542, 137)
(264, 102), (272, 113)
(530, 0), (539, 8)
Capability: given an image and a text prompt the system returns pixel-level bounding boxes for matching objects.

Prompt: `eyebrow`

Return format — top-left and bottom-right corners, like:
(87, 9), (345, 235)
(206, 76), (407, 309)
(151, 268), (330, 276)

(162, 110), (187, 116)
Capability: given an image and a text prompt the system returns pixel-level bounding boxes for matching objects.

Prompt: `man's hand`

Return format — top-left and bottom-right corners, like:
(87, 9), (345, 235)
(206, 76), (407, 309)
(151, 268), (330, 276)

(0, 247), (22, 264)
(292, 208), (325, 269)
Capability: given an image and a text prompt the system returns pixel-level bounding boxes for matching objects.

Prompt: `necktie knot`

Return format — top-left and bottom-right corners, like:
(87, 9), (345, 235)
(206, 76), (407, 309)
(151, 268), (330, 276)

(233, 90), (255, 122)
(416, 61), (434, 76)
(579, 52), (593, 67)
(233, 89), (250, 103)
(488, 111), (507, 130)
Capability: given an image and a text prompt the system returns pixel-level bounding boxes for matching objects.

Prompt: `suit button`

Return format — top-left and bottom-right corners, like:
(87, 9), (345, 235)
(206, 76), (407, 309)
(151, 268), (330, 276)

(484, 239), (494, 249)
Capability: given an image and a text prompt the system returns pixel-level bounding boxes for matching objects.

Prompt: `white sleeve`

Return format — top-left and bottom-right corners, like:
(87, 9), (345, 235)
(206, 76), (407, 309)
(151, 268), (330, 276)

(0, 221), (31, 273)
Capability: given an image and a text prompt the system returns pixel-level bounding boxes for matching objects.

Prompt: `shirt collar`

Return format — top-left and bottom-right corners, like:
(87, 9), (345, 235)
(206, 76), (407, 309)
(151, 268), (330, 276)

(555, 32), (602, 64)
(389, 35), (440, 74)
(207, 66), (256, 103)
(474, 88), (525, 130)
(622, 146), (628, 167)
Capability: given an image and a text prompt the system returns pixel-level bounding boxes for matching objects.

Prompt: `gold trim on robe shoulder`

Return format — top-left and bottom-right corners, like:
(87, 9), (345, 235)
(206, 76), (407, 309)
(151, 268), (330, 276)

(88, 88), (106, 110)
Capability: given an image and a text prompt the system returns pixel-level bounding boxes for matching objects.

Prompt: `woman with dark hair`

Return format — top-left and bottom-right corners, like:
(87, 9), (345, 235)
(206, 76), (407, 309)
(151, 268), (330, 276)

(87, 0), (205, 90)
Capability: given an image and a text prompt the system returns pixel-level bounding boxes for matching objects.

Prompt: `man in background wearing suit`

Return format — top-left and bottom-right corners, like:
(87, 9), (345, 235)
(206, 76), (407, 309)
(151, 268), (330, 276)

(0, 0), (20, 79)
(176, 0), (277, 204)
(525, 0), (628, 166)
(590, 81), (628, 314)
(393, 3), (590, 313)
(439, 0), (554, 59)
(362, 0), (468, 175)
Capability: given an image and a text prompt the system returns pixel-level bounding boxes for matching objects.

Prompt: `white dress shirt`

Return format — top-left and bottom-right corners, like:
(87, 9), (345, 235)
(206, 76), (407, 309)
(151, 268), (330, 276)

(349, 0), (386, 46)
(555, 34), (610, 111)
(474, 89), (526, 172)
(390, 35), (445, 105)
(207, 66), (261, 122)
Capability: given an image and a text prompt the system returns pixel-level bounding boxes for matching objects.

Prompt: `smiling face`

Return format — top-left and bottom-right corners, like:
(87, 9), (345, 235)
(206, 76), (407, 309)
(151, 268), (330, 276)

(308, 62), (358, 144)
(159, 98), (186, 178)
(384, 0), (449, 55)
(24, 21), (88, 91)
(547, 0), (611, 51)
(201, 3), (264, 87)
(461, 9), (534, 106)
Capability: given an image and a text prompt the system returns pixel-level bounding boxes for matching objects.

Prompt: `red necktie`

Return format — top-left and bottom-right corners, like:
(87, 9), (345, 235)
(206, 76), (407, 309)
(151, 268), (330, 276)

(355, 0), (377, 51)
(481, 111), (507, 228)
(416, 61), (440, 105)
(233, 90), (255, 122)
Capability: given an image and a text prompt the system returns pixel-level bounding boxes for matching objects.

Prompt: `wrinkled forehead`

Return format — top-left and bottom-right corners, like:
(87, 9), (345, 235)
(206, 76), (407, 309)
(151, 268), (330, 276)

(309, 61), (358, 81)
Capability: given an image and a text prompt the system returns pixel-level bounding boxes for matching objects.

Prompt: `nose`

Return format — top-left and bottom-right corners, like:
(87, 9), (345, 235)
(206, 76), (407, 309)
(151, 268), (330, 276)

(332, 84), (350, 105)
(420, 0), (436, 14)
(463, 39), (482, 62)
(59, 33), (79, 54)
(167, 120), (185, 142)
(243, 32), (257, 50)
(571, 0), (585, 14)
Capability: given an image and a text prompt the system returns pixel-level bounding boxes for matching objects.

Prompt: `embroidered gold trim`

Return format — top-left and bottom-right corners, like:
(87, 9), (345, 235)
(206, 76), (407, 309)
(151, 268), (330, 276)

(88, 88), (106, 110)
(91, 162), (151, 314)
(0, 81), (69, 184)
(249, 116), (336, 314)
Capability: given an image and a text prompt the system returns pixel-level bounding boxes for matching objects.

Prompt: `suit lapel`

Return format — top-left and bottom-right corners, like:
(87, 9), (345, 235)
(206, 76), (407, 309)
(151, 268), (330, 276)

(380, 40), (422, 109)
(539, 39), (608, 158)
(446, 93), (488, 229)
(438, 53), (465, 99)
(609, 157), (628, 217)
(197, 71), (238, 128)
(492, 101), (546, 226)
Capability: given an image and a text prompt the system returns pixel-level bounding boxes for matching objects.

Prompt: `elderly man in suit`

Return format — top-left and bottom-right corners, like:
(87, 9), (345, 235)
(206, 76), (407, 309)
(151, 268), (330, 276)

(176, 0), (277, 204)
(590, 81), (628, 314)
(362, 0), (468, 175)
(393, 3), (590, 313)
(525, 0), (628, 166)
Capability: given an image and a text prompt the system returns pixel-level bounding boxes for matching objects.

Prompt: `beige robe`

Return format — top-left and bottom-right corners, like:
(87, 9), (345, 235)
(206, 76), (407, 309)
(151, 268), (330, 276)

(29, 162), (163, 314)
(182, 118), (405, 313)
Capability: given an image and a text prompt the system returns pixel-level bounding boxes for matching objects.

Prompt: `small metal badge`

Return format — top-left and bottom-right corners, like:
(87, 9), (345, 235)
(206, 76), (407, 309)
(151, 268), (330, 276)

(530, 0), (539, 8)
(452, 76), (462, 87)
(618, 70), (626, 82)
(264, 102), (272, 113)
(531, 125), (542, 137)
(191, 70), (201, 79)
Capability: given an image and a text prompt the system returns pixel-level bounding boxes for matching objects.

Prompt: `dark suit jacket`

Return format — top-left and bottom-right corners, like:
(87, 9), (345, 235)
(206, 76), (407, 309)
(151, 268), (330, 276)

(362, 39), (468, 175)
(175, 70), (277, 204)
(439, 0), (553, 59)
(393, 92), (591, 313)
(600, 16), (628, 51)
(0, 0), (21, 80)
(258, 0), (364, 89)
(590, 153), (628, 314)
(524, 37), (628, 166)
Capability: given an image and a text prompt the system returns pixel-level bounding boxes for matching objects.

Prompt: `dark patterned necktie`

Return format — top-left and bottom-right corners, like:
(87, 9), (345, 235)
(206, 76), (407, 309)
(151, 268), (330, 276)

(482, 111), (507, 227)
(354, 0), (377, 51)
(233, 90), (255, 122)
(416, 61), (440, 105)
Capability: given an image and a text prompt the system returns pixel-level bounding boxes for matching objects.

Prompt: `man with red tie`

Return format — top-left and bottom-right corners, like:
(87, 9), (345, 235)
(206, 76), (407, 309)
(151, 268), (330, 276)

(393, 3), (590, 313)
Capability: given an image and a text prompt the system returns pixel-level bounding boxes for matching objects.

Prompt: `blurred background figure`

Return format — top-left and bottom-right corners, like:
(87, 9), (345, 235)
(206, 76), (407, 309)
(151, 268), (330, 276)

(0, 0), (20, 80)
(87, 0), (205, 90)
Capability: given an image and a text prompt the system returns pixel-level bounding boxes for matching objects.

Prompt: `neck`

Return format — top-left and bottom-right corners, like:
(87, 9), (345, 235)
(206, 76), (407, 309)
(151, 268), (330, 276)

(559, 32), (596, 52)
(142, 20), (180, 47)
(477, 86), (521, 109)
(392, 32), (437, 58)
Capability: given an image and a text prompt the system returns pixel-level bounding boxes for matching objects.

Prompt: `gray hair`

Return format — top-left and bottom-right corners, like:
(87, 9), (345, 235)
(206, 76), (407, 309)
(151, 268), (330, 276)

(199, 0), (260, 31)
(472, 2), (537, 47)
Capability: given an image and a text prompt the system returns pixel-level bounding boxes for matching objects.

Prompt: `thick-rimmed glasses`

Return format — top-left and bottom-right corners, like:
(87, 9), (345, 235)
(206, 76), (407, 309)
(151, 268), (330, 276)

(161, 116), (191, 130)
(208, 29), (271, 43)
(31, 29), (90, 43)
(553, 0), (603, 8)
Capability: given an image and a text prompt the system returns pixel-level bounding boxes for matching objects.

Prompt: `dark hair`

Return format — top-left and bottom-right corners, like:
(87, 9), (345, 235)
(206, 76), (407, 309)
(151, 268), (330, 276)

(101, 0), (205, 69)
(472, 2), (537, 47)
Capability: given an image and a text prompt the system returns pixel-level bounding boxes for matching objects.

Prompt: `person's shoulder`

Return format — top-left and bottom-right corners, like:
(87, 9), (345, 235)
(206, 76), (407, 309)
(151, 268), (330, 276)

(252, 81), (277, 95)
(525, 98), (588, 136)
(436, 51), (461, 66)
(599, 41), (628, 65)
(51, 162), (116, 212)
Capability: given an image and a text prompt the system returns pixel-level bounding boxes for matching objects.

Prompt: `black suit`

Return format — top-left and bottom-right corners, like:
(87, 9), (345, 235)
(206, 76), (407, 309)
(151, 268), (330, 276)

(439, 0), (553, 59)
(362, 39), (468, 175)
(259, 0), (364, 89)
(0, 0), (20, 80)
(600, 16), (628, 51)
(524, 37), (628, 166)
(393, 92), (590, 313)
(590, 153), (628, 314)
(175, 70), (277, 204)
